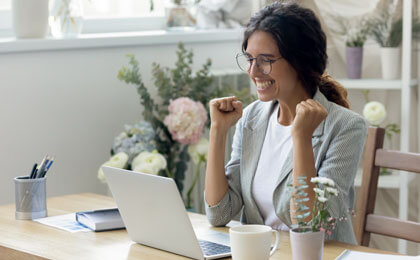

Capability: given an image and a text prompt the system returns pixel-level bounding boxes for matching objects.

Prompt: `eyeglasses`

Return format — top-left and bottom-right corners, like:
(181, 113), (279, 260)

(236, 53), (282, 75)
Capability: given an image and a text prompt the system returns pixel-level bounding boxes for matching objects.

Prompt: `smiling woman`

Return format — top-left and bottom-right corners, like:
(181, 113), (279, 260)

(204, 1), (367, 245)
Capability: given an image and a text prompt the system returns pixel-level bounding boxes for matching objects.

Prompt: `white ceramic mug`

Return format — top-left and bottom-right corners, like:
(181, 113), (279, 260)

(229, 225), (280, 260)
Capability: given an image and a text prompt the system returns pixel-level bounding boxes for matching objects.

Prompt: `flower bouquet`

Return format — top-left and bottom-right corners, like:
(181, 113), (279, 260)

(98, 43), (255, 209)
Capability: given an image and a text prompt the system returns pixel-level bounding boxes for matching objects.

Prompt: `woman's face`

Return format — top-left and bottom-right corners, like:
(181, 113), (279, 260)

(245, 30), (300, 102)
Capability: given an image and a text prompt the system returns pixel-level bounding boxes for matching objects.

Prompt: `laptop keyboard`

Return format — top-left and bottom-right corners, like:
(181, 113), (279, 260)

(199, 240), (231, 256)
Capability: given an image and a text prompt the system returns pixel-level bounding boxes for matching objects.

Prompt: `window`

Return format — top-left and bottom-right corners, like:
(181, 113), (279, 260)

(83, 0), (164, 18)
(0, 0), (166, 35)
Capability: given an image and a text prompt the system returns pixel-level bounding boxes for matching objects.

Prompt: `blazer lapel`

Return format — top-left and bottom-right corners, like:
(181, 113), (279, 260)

(275, 90), (328, 187)
(242, 101), (275, 221)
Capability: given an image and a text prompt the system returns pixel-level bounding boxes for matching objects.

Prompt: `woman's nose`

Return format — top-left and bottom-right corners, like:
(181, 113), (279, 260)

(248, 60), (260, 76)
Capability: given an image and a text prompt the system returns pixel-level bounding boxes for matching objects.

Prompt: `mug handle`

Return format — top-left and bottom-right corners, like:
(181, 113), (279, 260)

(270, 230), (280, 256)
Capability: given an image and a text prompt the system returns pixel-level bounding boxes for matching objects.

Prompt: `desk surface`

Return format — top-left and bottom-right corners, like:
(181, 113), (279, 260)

(0, 193), (397, 260)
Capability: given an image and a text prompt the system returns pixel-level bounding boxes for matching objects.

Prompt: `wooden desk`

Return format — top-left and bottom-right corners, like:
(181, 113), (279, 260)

(0, 193), (397, 260)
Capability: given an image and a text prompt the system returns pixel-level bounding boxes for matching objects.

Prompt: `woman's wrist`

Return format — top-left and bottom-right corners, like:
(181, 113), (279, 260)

(210, 124), (229, 136)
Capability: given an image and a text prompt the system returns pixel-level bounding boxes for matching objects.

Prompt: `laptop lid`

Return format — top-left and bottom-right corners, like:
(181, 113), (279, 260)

(102, 166), (205, 260)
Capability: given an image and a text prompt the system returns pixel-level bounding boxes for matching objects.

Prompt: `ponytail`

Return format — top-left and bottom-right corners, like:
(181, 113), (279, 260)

(318, 73), (350, 109)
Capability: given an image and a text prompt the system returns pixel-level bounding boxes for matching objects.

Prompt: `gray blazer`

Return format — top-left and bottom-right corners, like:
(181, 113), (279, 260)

(205, 90), (367, 244)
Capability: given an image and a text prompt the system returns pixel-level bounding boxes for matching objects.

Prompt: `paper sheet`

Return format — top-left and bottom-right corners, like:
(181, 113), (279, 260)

(336, 250), (420, 259)
(33, 213), (91, 233)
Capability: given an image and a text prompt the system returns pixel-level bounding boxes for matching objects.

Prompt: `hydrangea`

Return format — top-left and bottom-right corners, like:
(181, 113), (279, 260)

(112, 121), (157, 164)
(163, 97), (207, 145)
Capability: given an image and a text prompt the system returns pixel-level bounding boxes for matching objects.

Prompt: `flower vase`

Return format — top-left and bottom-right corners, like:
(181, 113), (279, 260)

(165, 0), (196, 30)
(290, 228), (324, 260)
(12, 0), (49, 38)
(345, 46), (363, 79)
(380, 47), (400, 80)
(49, 0), (84, 38)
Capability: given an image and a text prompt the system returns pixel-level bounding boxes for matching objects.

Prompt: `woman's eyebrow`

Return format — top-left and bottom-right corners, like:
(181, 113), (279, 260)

(244, 52), (277, 57)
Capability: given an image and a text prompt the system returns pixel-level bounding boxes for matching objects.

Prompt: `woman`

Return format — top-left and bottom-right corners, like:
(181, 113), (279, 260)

(204, 2), (366, 244)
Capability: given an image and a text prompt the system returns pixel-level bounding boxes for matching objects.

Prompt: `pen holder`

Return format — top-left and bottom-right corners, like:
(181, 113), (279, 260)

(14, 176), (47, 220)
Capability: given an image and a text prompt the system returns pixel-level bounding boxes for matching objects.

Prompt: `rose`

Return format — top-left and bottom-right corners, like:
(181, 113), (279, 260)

(363, 101), (387, 126)
(187, 137), (209, 164)
(163, 97), (208, 145)
(132, 150), (167, 175)
(97, 152), (129, 183)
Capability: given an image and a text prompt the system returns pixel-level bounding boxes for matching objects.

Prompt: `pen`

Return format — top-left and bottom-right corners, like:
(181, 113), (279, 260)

(40, 158), (54, 178)
(29, 163), (38, 179)
(36, 155), (48, 178)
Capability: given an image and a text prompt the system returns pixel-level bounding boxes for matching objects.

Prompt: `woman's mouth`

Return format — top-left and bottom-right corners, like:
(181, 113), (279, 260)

(256, 80), (275, 91)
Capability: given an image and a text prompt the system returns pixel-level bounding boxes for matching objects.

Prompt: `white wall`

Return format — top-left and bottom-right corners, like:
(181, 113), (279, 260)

(0, 40), (242, 205)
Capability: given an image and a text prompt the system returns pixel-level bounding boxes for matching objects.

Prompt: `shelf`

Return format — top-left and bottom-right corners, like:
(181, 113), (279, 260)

(354, 168), (400, 189)
(337, 79), (418, 90)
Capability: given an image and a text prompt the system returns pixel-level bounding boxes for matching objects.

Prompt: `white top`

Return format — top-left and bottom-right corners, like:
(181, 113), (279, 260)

(252, 104), (292, 231)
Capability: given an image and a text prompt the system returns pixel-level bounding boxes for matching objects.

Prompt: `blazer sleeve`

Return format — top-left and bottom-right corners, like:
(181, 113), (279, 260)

(204, 116), (245, 227)
(317, 115), (367, 242)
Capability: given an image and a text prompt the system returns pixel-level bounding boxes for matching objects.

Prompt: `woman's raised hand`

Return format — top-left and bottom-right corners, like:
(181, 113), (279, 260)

(292, 99), (328, 139)
(209, 96), (243, 133)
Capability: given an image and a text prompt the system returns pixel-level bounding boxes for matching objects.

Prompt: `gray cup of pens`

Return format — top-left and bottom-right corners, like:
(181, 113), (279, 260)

(14, 176), (47, 220)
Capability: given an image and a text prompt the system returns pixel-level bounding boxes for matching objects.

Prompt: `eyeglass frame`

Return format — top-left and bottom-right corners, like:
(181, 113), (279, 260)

(235, 53), (283, 75)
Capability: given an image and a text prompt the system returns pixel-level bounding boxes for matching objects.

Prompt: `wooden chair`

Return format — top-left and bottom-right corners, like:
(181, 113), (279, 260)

(354, 127), (420, 246)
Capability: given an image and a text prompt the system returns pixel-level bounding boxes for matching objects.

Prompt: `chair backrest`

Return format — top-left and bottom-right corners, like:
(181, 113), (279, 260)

(354, 127), (420, 246)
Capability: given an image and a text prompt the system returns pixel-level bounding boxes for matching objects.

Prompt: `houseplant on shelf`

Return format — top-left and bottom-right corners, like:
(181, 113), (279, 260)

(369, 0), (401, 80)
(288, 176), (344, 260)
(329, 15), (372, 79)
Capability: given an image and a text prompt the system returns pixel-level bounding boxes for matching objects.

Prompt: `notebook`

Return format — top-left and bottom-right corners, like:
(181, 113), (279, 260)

(336, 250), (420, 259)
(75, 208), (125, 231)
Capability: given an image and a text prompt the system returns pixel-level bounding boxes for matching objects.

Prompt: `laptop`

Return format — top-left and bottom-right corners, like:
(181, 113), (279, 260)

(102, 166), (231, 260)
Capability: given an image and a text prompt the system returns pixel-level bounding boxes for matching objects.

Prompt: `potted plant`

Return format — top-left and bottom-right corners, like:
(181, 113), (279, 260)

(330, 16), (372, 79)
(369, 1), (402, 80)
(288, 176), (341, 260)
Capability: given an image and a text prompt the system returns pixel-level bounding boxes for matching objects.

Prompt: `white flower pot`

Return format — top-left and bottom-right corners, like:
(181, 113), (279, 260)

(380, 47), (400, 80)
(12, 0), (49, 38)
(290, 228), (324, 260)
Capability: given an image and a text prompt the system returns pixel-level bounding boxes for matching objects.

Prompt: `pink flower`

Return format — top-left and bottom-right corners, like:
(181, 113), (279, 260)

(327, 230), (332, 236)
(328, 217), (334, 222)
(163, 97), (207, 145)
(320, 227), (325, 232)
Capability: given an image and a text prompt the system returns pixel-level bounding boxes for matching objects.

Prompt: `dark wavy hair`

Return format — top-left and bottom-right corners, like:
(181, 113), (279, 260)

(242, 1), (349, 108)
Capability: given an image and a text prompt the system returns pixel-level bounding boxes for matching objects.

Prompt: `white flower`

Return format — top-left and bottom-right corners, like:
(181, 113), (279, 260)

(363, 101), (387, 126)
(326, 187), (339, 196)
(313, 188), (325, 197)
(132, 150), (167, 175)
(310, 177), (335, 187)
(97, 152), (129, 183)
(318, 196), (328, 203)
(187, 137), (209, 164)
